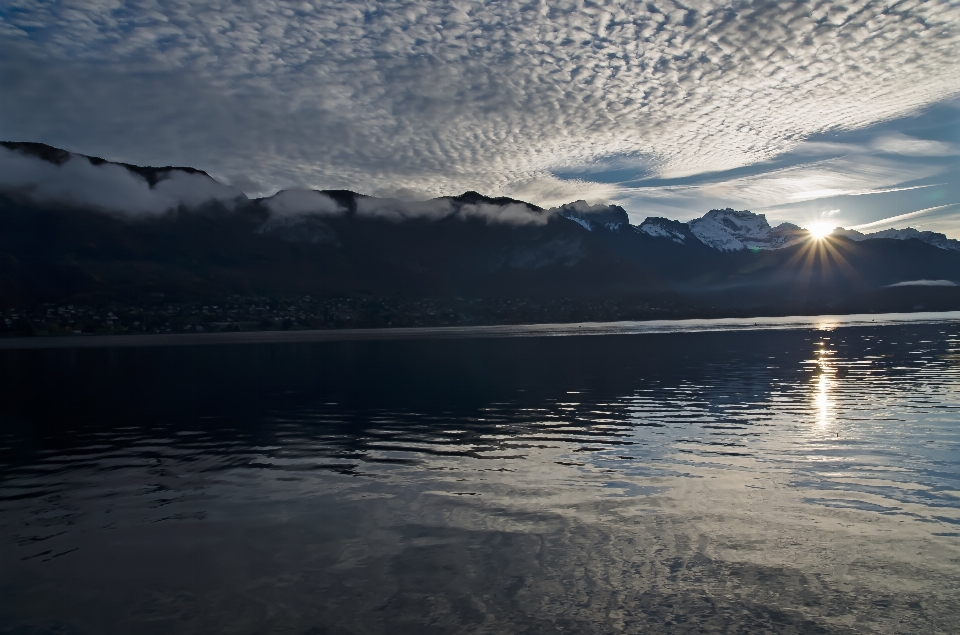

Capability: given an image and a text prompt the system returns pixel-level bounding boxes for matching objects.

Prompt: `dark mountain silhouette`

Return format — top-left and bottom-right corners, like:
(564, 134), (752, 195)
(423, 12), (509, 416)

(2, 142), (959, 322)
(2, 141), (210, 187)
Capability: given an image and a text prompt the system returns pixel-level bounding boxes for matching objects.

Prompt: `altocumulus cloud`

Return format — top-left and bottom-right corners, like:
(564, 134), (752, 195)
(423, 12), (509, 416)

(2, 0), (960, 207)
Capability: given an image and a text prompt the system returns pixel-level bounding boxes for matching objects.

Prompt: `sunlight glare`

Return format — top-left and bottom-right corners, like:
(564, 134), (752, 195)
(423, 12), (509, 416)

(815, 371), (832, 429)
(812, 347), (836, 431)
(806, 222), (834, 239)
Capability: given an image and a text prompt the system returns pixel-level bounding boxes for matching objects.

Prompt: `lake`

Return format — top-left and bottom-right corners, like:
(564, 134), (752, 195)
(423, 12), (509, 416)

(2, 313), (960, 633)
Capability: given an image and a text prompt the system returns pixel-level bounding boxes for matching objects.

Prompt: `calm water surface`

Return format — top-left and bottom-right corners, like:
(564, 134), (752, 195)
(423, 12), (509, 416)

(2, 315), (960, 634)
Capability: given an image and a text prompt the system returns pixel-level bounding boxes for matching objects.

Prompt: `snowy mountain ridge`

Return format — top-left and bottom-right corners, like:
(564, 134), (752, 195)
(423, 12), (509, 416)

(637, 208), (959, 253)
(833, 227), (960, 252)
(555, 201), (629, 231)
(2, 141), (956, 254)
(686, 209), (807, 251)
(638, 217), (698, 244)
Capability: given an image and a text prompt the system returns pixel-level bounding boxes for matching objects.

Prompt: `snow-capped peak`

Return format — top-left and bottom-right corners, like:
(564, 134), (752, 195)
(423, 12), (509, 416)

(638, 217), (694, 244)
(687, 209), (806, 251)
(555, 201), (629, 231)
(833, 227), (960, 251)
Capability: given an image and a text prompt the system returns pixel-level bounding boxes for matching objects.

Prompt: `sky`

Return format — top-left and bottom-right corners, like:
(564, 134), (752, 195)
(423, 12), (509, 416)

(2, 0), (959, 235)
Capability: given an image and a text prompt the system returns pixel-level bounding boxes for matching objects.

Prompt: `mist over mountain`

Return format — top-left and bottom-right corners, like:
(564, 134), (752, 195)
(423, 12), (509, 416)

(2, 142), (959, 327)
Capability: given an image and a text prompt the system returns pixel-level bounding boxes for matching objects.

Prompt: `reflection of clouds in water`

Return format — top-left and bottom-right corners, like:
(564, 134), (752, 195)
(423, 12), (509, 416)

(4, 320), (960, 632)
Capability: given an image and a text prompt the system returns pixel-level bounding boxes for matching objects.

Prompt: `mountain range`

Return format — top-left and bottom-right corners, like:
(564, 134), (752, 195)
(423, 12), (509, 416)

(2, 141), (959, 324)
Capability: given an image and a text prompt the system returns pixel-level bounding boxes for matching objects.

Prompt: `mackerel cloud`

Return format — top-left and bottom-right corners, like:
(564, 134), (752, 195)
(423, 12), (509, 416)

(2, 0), (959, 205)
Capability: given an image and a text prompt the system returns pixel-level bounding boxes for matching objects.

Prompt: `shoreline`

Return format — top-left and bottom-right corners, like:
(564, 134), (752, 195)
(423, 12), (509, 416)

(2, 310), (960, 350)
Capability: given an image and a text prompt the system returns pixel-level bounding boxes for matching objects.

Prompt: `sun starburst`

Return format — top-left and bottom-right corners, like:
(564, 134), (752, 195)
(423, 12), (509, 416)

(806, 222), (834, 239)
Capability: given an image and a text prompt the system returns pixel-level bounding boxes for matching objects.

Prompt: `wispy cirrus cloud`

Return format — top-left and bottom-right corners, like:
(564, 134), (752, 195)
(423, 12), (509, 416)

(850, 204), (960, 232)
(871, 133), (959, 157)
(614, 154), (950, 220)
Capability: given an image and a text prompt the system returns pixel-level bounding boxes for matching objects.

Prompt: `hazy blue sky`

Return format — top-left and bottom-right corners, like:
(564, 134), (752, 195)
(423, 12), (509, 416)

(2, 0), (959, 234)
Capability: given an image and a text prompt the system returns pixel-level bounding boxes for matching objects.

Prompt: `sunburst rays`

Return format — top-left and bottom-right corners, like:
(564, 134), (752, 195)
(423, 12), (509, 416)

(783, 232), (864, 302)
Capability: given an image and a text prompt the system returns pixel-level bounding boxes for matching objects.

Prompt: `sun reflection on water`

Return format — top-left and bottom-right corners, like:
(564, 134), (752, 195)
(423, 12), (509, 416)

(814, 367), (834, 429)
(813, 336), (836, 430)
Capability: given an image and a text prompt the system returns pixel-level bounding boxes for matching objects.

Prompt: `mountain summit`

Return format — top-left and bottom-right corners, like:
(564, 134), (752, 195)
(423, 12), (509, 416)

(2, 141), (957, 252)
(833, 227), (960, 252)
(1, 142), (959, 323)
(686, 209), (807, 251)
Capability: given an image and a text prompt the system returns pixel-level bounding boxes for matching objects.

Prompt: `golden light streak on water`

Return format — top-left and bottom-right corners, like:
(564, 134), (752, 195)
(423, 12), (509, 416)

(812, 321), (837, 431)
(814, 363), (834, 430)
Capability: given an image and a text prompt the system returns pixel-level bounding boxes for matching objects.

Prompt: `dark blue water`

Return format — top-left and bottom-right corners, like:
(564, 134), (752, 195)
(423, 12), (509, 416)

(2, 315), (959, 633)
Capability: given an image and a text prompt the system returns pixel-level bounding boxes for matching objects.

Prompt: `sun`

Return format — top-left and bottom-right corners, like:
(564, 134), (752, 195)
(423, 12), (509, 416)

(806, 222), (834, 239)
